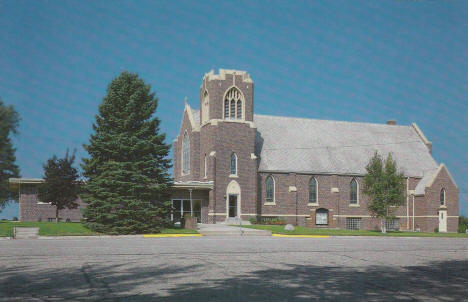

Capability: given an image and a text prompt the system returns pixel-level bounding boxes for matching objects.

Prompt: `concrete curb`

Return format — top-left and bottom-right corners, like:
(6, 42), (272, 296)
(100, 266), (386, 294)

(36, 234), (202, 240)
(272, 234), (330, 238)
(143, 234), (202, 238)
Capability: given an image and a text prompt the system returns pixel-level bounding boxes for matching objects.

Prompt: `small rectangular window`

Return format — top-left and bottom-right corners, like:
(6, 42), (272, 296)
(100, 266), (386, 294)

(385, 219), (400, 231)
(346, 218), (362, 230)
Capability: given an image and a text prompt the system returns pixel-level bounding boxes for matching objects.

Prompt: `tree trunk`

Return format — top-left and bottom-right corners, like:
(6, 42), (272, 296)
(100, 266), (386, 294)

(381, 217), (386, 233)
(56, 207), (59, 223)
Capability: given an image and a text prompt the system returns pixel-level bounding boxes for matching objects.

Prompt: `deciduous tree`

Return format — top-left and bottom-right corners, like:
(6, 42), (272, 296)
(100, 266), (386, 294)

(38, 150), (81, 222)
(363, 151), (406, 233)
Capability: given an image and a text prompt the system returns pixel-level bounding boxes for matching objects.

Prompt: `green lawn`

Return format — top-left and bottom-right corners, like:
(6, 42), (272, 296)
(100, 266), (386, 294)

(237, 224), (468, 238)
(0, 221), (198, 237)
(0, 221), (98, 237)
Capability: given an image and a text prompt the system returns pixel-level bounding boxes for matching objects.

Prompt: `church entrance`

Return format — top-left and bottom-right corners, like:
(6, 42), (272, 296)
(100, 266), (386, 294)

(228, 195), (238, 218)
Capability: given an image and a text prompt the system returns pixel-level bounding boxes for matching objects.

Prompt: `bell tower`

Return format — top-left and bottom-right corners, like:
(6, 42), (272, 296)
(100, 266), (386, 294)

(198, 69), (257, 223)
(200, 69), (254, 124)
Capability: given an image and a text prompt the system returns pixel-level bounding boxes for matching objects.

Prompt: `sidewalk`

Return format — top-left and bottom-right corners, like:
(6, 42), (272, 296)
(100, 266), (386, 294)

(198, 223), (272, 236)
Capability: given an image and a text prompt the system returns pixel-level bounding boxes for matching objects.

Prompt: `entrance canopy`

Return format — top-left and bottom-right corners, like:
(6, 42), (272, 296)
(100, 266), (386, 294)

(173, 181), (213, 190)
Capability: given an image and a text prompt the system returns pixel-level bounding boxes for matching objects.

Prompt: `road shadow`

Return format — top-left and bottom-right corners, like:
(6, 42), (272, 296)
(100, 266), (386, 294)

(1, 260), (467, 301)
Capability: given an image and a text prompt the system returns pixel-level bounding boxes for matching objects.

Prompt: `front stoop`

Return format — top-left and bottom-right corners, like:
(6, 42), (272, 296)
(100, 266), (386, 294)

(197, 223), (271, 236)
(14, 227), (39, 239)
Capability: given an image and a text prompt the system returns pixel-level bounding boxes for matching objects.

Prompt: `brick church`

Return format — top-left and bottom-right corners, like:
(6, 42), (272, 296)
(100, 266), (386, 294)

(170, 69), (459, 232)
(10, 69), (459, 232)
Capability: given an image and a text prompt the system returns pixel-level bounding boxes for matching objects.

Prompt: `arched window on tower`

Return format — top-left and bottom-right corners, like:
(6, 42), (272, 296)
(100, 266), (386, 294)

(224, 87), (243, 120)
(182, 131), (190, 175)
(224, 99), (229, 119)
(230, 153), (237, 175)
(440, 188), (446, 206)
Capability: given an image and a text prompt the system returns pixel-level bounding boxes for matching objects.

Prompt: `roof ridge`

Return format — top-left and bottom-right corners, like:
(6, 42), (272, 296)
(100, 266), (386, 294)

(254, 113), (411, 128)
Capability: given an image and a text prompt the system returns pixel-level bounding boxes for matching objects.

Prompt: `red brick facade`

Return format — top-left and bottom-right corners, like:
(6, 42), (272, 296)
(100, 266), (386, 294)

(15, 70), (460, 233)
(172, 69), (460, 232)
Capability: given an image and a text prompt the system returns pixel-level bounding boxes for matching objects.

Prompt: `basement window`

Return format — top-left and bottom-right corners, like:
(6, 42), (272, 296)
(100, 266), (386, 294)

(346, 217), (362, 230)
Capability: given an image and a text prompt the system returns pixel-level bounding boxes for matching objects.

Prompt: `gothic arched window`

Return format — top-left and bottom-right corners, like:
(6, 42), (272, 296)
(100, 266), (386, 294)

(350, 178), (358, 204)
(182, 131), (190, 175)
(265, 175), (275, 203)
(440, 188), (446, 206)
(230, 153), (237, 175)
(224, 87), (243, 120)
(224, 99), (229, 119)
(309, 177), (317, 204)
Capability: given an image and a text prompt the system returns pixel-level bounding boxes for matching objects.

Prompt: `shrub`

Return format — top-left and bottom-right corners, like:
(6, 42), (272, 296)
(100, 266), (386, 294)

(458, 216), (468, 233)
(434, 227), (439, 233)
(12, 217), (18, 221)
(248, 218), (257, 225)
(261, 217), (286, 225)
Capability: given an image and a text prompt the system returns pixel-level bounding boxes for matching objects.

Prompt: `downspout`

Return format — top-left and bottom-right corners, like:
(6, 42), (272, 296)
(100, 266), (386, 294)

(213, 156), (216, 224)
(406, 178), (409, 230)
(18, 179), (21, 222)
(294, 174), (298, 226)
(412, 194), (415, 231)
(189, 189), (193, 216)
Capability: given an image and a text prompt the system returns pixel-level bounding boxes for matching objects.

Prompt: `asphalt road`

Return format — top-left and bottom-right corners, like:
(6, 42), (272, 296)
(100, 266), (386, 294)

(1, 236), (468, 301)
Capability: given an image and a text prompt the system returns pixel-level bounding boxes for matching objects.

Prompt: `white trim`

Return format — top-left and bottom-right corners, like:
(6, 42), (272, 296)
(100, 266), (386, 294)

(264, 202), (276, 206)
(307, 203), (319, 207)
(184, 103), (200, 132)
(201, 90), (209, 124)
(288, 186), (297, 192)
(349, 204), (360, 207)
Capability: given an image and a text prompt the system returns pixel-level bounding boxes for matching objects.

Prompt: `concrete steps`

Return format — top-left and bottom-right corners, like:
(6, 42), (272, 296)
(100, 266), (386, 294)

(198, 224), (271, 237)
(14, 227), (39, 239)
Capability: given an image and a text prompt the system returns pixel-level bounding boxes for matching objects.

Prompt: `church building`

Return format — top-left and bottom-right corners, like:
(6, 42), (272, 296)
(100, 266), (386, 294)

(170, 69), (459, 232)
(10, 69), (459, 233)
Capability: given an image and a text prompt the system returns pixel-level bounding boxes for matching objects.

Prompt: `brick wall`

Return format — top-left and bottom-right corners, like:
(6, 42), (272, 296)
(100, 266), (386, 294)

(19, 185), (84, 222)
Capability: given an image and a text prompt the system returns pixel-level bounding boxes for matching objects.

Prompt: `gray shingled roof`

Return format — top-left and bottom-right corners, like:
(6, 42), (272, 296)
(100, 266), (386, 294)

(414, 168), (438, 195)
(254, 114), (438, 177)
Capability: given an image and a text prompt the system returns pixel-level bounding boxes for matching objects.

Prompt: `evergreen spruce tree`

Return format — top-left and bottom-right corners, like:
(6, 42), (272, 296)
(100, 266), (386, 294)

(82, 72), (172, 234)
(363, 151), (406, 233)
(38, 150), (81, 222)
(0, 99), (20, 211)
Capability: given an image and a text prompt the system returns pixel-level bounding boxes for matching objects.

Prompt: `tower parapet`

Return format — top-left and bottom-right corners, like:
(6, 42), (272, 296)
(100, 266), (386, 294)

(200, 69), (254, 124)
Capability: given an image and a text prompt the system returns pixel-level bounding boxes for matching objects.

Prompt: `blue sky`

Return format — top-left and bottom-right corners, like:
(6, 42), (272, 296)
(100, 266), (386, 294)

(1, 0), (467, 218)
